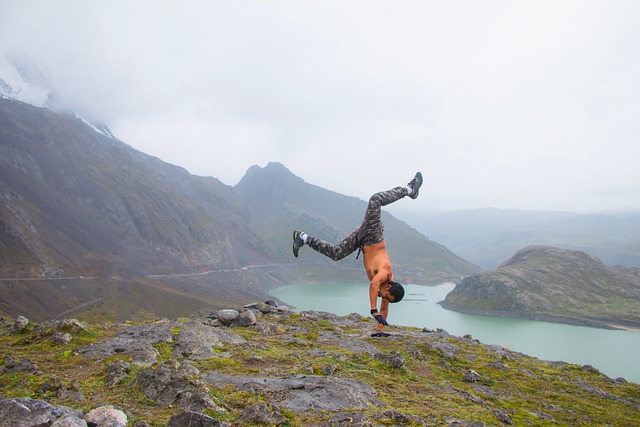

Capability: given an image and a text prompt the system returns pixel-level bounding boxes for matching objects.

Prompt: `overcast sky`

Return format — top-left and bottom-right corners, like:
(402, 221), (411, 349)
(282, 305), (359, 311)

(1, 1), (639, 214)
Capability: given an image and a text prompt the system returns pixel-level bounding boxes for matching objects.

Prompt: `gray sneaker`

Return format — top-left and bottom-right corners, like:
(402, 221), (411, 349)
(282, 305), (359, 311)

(292, 230), (304, 257)
(407, 172), (423, 199)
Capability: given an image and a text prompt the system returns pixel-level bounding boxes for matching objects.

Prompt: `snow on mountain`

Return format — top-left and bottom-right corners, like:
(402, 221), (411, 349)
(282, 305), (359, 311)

(0, 52), (114, 139)
(0, 52), (52, 108)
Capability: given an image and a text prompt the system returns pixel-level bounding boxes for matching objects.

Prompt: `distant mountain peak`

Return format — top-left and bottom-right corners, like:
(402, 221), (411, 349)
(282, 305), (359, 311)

(242, 162), (304, 186)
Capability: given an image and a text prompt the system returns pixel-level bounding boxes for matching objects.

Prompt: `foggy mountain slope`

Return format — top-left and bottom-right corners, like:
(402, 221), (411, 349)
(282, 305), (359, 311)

(0, 97), (279, 321)
(0, 98), (273, 278)
(442, 245), (640, 328)
(235, 162), (482, 283)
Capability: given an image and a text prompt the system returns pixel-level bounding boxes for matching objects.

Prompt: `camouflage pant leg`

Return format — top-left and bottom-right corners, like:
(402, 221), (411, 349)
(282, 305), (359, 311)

(306, 227), (361, 261)
(306, 186), (408, 260)
(357, 186), (408, 246)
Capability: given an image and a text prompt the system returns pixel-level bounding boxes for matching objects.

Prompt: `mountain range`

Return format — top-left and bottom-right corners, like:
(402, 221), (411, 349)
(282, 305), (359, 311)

(3, 51), (639, 330)
(407, 208), (640, 270)
(0, 89), (478, 322)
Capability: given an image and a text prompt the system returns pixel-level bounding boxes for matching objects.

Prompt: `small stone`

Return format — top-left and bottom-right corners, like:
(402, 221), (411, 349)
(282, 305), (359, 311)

(216, 309), (239, 326)
(238, 402), (288, 426)
(105, 360), (131, 387)
(15, 316), (29, 331)
(326, 412), (375, 426)
(374, 351), (405, 369)
(83, 405), (127, 427)
(322, 364), (337, 375)
(51, 332), (72, 345)
(464, 369), (481, 382)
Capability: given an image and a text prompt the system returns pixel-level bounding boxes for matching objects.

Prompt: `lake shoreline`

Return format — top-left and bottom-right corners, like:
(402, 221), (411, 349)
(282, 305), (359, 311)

(438, 299), (629, 331)
(270, 282), (640, 383)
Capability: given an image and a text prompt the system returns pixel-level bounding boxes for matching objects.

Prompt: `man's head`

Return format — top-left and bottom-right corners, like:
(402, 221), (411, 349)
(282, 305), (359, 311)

(388, 280), (405, 303)
(378, 280), (405, 303)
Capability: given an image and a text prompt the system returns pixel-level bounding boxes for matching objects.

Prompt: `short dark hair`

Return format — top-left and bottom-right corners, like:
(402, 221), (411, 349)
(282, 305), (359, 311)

(389, 281), (405, 303)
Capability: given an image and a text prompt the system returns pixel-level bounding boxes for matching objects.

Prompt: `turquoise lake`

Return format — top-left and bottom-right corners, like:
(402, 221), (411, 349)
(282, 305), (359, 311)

(270, 282), (640, 383)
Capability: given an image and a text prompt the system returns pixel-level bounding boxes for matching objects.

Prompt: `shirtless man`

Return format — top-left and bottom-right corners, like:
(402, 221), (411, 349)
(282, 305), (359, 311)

(292, 172), (423, 336)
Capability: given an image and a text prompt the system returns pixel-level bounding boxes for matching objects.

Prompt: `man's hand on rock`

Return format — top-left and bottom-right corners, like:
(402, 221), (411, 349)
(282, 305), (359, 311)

(370, 309), (388, 326)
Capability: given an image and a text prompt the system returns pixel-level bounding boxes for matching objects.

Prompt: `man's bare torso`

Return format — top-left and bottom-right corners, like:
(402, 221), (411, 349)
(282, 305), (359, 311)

(362, 240), (393, 283)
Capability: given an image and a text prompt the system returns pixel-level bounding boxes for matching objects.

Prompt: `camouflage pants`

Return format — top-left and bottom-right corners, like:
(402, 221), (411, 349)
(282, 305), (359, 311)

(307, 186), (408, 261)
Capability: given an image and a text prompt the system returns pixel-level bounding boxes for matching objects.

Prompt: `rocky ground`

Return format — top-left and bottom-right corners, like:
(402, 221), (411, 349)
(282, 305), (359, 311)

(1, 301), (639, 426)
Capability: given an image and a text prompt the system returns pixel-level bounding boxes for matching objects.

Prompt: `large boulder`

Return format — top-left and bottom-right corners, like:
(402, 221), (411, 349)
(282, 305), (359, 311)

(205, 372), (386, 413)
(0, 397), (85, 427)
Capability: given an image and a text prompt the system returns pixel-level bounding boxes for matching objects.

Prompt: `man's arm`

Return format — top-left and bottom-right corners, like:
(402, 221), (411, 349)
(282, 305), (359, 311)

(369, 270), (390, 310)
(376, 298), (390, 331)
(369, 272), (389, 326)
(369, 279), (381, 311)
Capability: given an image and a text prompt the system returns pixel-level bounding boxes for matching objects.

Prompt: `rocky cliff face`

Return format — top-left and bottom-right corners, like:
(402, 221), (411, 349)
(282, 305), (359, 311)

(442, 245), (640, 328)
(1, 308), (638, 426)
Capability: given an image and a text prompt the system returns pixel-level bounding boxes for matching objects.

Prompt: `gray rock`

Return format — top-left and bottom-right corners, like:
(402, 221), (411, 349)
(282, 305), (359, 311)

(178, 391), (225, 413)
(0, 397), (62, 427)
(493, 408), (514, 425)
(299, 310), (362, 328)
(371, 409), (430, 425)
(35, 319), (88, 337)
(51, 332), (73, 345)
(322, 364), (337, 375)
(336, 339), (383, 356)
(205, 372), (386, 413)
(323, 412), (375, 426)
(168, 411), (229, 427)
(83, 405), (127, 427)
(255, 321), (281, 335)
(56, 386), (85, 402)
(2, 356), (39, 374)
(464, 369), (481, 382)
(105, 360), (130, 387)
(77, 319), (245, 366)
(374, 351), (406, 369)
(51, 413), (88, 426)
(77, 319), (175, 366)
(0, 397), (85, 427)
(137, 360), (208, 407)
(256, 302), (273, 313)
(216, 309), (239, 326)
(172, 318), (245, 360)
(426, 341), (461, 360)
(231, 310), (257, 327)
(238, 402), (288, 426)
(15, 315), (29, 331)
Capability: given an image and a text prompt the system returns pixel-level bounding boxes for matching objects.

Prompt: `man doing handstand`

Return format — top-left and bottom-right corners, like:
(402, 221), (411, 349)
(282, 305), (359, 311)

(292, 172), (423, 336)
